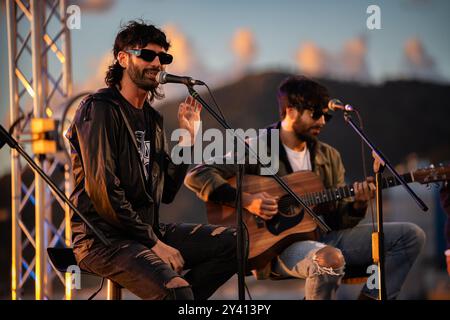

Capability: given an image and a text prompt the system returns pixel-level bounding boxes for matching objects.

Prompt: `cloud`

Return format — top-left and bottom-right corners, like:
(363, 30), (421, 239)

(295, 41), (330, 78)
(76, 51), (112, 93)
(68, 0), (116, 12)
(402, 37), (440, 81)
(339, 36), (370, 81)
(295, 35), (442, 82)
(295, 36), (370, 81)
(163, 24), (202, 75)
(231, 28), (257, 65)
(404, 38), (434, 67)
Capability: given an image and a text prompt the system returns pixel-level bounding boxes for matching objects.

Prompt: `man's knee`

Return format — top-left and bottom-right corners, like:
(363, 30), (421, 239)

(403, 223), (426, 252)
(166, 276), (189, 289)
(215, 227), (238, 258)
(225, 229), (238, 255)
(313, 246), (345, 270)
(164, 277), (194, 300)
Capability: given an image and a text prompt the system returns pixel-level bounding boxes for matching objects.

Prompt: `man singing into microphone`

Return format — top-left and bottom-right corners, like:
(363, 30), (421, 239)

(185, 75), (425, 300)
(66, 20), (236, 300)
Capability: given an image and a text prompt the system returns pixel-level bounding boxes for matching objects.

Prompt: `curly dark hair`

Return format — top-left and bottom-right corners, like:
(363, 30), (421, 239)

(105, 20), (170, 101)
(277, 76), (330, 119)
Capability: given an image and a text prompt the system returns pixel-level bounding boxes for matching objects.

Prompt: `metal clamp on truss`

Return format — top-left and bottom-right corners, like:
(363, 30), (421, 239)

(30, 118), (60, 154)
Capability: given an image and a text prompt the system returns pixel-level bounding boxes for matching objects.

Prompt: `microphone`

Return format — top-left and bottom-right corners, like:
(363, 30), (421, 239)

(328, 99), (355, 112)
(156, 71), (205, 86)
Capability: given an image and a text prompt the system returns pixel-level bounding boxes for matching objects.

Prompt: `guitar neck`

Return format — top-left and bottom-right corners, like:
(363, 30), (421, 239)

(299, 172), (414, 206)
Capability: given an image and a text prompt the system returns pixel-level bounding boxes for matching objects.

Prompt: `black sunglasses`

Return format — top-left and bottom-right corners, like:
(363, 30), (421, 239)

(309, 108), (333, 122)
(126, 49), (173, 65)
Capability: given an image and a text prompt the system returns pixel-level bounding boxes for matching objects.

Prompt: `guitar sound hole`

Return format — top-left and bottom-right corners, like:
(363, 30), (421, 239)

(278, 195), (301, 217)
(266, 194), (306, 236)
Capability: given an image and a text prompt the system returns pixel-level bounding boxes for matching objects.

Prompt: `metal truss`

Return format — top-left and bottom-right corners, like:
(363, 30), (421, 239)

(6, 0), (73, 300)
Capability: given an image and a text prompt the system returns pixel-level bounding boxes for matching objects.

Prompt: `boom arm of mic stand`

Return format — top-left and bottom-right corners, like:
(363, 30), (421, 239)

(186, 86), (331, 233)
(0, 125), (111, 246)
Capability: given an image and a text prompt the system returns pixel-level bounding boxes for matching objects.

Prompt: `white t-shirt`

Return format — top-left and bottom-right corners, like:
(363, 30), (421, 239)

(283, 143), (312, 172)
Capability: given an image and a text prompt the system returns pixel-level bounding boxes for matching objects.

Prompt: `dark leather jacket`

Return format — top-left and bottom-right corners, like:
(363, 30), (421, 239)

(66, 87), (189, 263)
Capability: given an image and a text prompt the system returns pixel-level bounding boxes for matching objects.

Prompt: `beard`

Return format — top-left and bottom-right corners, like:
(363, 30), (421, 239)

(127, 60), (161, 91)
(293, 121), (322, 144)
(294, 130), (318, 144)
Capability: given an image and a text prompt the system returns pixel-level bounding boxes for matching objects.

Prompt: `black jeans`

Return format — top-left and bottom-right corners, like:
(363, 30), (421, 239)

(78, 223), (237, 300)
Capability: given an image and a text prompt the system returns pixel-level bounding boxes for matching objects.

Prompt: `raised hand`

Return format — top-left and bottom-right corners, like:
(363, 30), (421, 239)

(178, 95), (202, 146)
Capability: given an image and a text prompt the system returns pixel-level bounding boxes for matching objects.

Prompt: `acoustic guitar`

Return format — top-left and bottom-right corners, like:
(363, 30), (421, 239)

(206, 165), (449, 269)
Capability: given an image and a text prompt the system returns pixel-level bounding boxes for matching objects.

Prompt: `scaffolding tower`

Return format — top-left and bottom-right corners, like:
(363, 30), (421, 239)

(6, 0), (73, 300)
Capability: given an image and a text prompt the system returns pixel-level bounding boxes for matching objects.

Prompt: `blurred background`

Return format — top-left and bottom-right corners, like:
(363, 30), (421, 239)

(1, 0), (449, 299)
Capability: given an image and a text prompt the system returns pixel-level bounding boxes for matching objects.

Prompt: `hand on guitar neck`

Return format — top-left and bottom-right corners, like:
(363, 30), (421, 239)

(352, 177), (376, 211)
(242, 192), (279, 221)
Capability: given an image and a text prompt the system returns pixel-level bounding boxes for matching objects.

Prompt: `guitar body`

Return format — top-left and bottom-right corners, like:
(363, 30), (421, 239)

(205, 163), (449, 270)
(206, 171), (322, 270)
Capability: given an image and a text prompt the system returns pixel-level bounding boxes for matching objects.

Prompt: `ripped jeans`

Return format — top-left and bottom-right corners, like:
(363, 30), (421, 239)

(272, 240), (345, 300)
(78, 223), (237, 300)
(272, 222), (426, 300)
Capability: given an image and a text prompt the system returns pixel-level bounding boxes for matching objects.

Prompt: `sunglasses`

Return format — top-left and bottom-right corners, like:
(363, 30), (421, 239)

(308, 108), (333, 122)
(126, 49), (173, 65)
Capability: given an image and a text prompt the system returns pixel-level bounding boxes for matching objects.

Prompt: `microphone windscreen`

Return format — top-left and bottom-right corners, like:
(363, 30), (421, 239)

(328, 98), (342, 111)
(155, 71), (166, 84)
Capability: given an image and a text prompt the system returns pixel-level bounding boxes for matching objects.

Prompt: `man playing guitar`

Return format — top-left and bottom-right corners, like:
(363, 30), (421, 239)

(185, 75), (426, 300)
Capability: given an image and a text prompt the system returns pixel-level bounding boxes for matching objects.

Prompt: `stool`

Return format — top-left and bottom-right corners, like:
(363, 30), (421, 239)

(47, 247), (122, 300)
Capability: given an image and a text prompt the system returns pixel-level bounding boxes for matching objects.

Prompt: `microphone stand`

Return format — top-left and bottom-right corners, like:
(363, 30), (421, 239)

(185, 85), (331, 300)
(342, 112), (428, 300)
(0, 124), (111, 247)
(236, 161), (246, 299)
